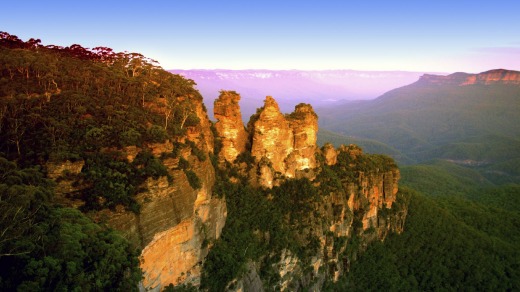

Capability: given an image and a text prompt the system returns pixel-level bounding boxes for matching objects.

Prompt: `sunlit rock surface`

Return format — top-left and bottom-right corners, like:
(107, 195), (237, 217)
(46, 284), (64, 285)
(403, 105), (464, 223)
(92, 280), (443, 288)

(214, 91), (248, 163)
(248, 96), (318, 187)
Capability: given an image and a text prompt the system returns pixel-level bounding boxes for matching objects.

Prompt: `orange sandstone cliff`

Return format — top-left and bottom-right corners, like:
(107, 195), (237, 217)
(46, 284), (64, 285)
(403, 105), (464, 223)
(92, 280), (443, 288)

(47, 96), (226, 290)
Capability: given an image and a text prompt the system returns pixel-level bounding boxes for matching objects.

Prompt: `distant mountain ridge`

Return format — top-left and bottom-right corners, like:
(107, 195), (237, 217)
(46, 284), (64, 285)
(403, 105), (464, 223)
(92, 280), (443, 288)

(170, 69), (434, 119)
(317, 68), (520, 183)
(419, 69), (520, 86)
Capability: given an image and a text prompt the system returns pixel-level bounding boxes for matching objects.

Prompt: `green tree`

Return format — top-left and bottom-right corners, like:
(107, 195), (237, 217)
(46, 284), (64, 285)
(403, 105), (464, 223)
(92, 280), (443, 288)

(0, 157), (142, 290)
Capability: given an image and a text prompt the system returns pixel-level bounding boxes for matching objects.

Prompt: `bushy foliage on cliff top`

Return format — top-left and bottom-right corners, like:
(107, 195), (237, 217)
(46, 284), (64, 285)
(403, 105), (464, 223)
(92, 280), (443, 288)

(0, 31), (202, 162)
(0, 31), (204, 211)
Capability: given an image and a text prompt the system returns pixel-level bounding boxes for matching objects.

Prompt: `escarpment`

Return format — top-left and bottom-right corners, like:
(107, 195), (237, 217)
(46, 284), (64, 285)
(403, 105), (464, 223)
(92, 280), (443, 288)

(47, 95), (226, 290)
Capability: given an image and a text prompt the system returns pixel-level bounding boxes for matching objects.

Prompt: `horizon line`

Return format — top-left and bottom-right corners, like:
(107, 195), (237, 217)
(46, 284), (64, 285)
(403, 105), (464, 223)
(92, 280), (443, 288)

(168, 68), (451, 74)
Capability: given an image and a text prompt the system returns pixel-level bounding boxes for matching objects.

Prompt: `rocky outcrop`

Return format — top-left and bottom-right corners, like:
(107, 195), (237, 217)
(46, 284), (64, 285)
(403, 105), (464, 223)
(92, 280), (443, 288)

(249, 96), (294, 175)
(214, 91), (248, 162)
(213, 94), (318, 188)
(285, 103), (319, 177)
(246, 96), (318, 187)
(462, 69), (520, 85)
(306, 144), (404, 283)
(325, 145), (402, 232)
(419, 69), (520, 86)
(322, 143), (338, 166)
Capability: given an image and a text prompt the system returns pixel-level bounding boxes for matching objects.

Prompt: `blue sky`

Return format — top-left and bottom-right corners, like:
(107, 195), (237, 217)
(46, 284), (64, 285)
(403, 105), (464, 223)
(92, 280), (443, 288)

(2, 1), (519, 72)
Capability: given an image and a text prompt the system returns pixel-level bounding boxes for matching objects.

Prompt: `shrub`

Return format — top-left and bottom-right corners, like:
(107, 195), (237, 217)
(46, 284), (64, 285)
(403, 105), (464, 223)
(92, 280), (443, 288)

(146, 125), (168, 143)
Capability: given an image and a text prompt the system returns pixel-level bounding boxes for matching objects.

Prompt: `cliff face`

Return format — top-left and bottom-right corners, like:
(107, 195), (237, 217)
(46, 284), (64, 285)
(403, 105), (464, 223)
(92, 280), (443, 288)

(135, 157), (225, 289)
(419, 69), (520, 86)
(268, 145), (406, 288)
(47, 96), (226, 290)
(462, 69), (520, 85)
(214, 91), (248, 163)
(328, 145), (402, 232)
(124, 98), (226, 290)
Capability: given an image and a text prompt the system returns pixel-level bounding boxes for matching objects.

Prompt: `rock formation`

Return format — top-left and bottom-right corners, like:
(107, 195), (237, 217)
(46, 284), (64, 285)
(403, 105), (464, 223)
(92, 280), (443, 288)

(249, 96), (294, 175)
(213, 91), (248, 162)
(211, 95), (406, 289)
(244, 96), (318, 187)
(285, 103), (319, 177)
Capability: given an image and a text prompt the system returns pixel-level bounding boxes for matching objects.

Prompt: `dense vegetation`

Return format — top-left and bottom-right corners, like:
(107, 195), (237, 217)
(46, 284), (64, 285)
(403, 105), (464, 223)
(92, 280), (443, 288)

(201, 169), (322, 291)
(0, 32), (206, 290)
(5, 30), (519, 291)
(323, 157), (520, 290)
(0, 157), (142, 290)
(0, 31), (202, 211)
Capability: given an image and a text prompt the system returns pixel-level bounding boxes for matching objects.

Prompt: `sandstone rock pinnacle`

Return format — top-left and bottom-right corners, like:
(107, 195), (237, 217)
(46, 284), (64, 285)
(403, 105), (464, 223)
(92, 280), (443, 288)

(250, 96), (294, 174)
(248, 97), (318, 185)
(214, 91), (248, 163)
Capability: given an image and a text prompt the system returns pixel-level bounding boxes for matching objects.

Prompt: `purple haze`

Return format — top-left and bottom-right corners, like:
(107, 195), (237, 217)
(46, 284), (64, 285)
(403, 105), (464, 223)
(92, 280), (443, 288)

(170, 69), (439, 120)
